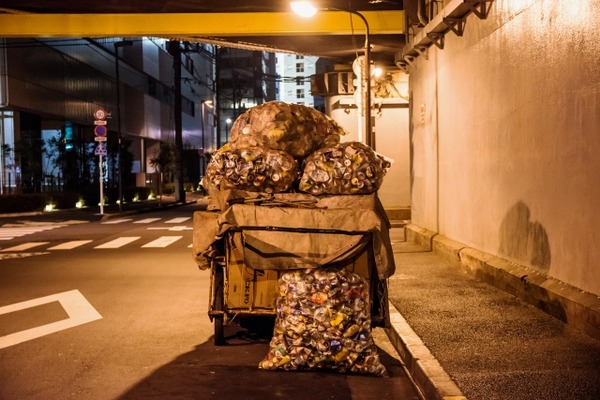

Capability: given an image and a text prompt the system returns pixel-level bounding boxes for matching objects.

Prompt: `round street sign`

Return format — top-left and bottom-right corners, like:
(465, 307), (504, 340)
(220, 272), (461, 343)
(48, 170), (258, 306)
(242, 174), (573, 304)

(94, 125), (108, 137)
(94, 108), (107, 120)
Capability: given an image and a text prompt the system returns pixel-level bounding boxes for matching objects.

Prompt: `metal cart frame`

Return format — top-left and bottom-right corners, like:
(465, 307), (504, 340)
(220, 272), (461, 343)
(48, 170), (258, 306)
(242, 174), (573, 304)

(207, 225), (388, 345)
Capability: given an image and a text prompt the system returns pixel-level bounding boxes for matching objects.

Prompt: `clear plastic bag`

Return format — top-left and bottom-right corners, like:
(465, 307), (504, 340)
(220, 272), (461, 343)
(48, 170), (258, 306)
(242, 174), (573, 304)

(259, 267), (387, 376)
(202, 145), (298, 193)
(229, 101), (347, 158)
(299, 141), (391, 195)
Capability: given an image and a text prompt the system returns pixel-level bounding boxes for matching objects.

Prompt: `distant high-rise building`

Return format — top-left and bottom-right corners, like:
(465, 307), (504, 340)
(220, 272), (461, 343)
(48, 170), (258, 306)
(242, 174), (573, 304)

(275, 53), (322, 109)
(216, 48), (277, 147)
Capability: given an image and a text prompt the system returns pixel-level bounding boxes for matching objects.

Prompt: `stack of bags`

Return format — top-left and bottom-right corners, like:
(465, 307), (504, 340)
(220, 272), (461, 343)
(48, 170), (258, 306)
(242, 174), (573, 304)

(202, 101), (390, 196)
(259, 267), (387, 376)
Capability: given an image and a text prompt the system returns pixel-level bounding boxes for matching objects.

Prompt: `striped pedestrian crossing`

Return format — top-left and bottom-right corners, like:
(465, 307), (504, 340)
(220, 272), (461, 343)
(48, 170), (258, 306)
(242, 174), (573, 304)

(1, 242), (50, 252)
(134, 218), (162, 224)
(141, 236), (182, 248)
(0, 236), (194, 259)
(48, 240), (93, 250)
(0, 225), (66, 241)
(0, 216), (194, 256)
(94, 237), (140, 249)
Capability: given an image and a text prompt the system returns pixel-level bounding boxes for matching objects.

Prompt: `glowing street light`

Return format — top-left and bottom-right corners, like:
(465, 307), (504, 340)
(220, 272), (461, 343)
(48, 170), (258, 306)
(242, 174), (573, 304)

(291, 1), (373, 148)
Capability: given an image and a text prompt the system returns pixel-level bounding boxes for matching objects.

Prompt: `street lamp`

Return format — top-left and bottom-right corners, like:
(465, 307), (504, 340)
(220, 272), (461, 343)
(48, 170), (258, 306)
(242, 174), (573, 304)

(114, 39), (133, 211)
(291, 1), (373, 148)
(225, 117), (232, 142)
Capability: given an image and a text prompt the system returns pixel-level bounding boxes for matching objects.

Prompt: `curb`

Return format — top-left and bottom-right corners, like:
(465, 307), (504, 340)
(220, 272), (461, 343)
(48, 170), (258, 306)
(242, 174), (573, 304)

(405, 224), (600, 342)
(385, 302), (467, 400)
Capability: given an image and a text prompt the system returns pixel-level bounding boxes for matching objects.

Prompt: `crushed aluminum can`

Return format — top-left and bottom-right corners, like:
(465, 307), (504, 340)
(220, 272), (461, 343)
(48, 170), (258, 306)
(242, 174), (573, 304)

(259, 267), (388, 376)
(298, 141), (392, 195)
(229, 101), (348, 159)
(202, 145), (298, 194)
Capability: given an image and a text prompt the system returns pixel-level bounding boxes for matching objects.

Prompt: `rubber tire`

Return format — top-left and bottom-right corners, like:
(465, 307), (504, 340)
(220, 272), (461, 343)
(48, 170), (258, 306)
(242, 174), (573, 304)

(213, 267), (225, 346)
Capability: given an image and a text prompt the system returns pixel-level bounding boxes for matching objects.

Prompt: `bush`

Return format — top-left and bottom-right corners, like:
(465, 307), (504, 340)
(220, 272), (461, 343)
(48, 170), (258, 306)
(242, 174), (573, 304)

(48, 191), (80, 209)
(162, 183), (175, 195)
(0, 193), (48, 213)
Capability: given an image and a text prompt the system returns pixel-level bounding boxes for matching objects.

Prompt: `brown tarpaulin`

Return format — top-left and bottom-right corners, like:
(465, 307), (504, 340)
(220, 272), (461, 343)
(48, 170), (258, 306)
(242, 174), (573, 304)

(192, 193), (395, 279)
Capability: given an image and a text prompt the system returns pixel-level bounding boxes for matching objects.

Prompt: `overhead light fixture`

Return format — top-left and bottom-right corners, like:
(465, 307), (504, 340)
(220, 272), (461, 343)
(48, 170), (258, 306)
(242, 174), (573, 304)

(290, 1), (317, 17)
(291, 1), (373, 148)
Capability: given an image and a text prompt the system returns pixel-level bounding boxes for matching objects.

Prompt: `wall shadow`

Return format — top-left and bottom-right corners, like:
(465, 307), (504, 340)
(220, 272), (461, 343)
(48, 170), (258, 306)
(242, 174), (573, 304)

(499, 201), (551, 270)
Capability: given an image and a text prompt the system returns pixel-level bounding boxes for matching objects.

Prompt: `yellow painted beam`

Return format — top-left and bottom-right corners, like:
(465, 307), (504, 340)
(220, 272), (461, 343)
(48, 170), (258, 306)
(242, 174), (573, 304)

(0, 11), (404, 38)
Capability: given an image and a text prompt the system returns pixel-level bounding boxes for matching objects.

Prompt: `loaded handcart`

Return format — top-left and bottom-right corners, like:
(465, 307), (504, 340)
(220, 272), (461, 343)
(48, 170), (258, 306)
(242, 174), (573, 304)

(193, 191), (396, 346)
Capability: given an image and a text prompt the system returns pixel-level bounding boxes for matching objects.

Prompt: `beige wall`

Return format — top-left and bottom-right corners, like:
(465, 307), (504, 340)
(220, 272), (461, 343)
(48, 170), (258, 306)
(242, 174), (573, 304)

(408, 0), (600, 295)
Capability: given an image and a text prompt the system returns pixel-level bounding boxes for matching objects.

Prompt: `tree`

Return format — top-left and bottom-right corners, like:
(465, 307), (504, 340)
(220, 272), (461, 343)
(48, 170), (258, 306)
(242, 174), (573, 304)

(149, 142), (175, 201)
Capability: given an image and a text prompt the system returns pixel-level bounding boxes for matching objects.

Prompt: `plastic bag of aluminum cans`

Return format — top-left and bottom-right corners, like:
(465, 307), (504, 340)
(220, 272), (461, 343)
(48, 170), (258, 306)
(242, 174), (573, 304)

(298, 141), (392, 195)
(259, 267), (387, 376)
(202, 144), (298, 193)
(229, 101), (348, 159)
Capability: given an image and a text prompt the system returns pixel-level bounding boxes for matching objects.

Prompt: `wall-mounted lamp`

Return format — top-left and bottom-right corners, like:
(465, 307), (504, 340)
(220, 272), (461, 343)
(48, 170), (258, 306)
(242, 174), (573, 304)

(291, 1), (373, 148)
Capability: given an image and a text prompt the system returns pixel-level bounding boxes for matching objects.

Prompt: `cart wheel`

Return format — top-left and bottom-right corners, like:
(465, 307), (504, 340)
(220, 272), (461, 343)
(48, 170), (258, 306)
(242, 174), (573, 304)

(213, 266), (225, 346)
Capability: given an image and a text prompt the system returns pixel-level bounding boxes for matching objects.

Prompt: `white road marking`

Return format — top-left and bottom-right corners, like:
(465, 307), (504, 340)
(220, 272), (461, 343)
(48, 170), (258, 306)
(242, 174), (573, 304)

(0, 252), (47, 260)
(1, 242), (49, 252)
(94, 236), (140, 249)
(147, 226), (192, 232)
(0, 289), (102, 349)
(101, 219), (133, 225)
(48, 240), (93, 250)
(141, 236), (182, 248)
(0, 225), (65, 241)
(134, 218), (161, 224)
(165, 217), (190, 224)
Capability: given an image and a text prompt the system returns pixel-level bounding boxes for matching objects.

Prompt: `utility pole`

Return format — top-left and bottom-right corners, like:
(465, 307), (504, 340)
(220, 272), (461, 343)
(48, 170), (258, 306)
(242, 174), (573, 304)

(167, 40), (185, 203)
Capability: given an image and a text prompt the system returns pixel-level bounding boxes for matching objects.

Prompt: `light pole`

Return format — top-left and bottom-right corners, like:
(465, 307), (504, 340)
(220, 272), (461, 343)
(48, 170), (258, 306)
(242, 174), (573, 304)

(291, 1), (372, 148)
(200, 100), (214, 177)
(114, 39), (132, 211)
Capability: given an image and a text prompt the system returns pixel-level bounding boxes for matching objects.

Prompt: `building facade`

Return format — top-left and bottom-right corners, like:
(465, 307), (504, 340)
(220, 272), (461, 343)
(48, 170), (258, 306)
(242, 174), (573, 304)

(0, 37), (216, 198)
(275, 53), (320, 108)
(215, 47), (277, 148)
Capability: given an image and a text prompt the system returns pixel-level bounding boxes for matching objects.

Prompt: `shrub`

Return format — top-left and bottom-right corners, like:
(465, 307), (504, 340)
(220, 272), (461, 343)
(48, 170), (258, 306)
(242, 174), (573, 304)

(0, 193), (48, 213)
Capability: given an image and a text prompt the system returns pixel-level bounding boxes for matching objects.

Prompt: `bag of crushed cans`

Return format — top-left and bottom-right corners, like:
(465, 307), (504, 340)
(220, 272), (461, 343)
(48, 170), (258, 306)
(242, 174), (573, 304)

(229, 101), (348, 158)
(259, 267), (387, 376)
(298, 141), (392, 195)
(202, 144), (298, 193)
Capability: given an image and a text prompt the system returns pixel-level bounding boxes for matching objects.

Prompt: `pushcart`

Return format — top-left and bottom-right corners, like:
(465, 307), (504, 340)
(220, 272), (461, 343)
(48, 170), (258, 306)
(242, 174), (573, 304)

(193, 193), (396, 345)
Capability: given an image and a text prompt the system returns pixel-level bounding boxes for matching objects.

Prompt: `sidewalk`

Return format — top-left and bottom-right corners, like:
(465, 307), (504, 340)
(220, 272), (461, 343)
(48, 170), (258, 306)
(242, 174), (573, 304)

(385, 226), (600, 400)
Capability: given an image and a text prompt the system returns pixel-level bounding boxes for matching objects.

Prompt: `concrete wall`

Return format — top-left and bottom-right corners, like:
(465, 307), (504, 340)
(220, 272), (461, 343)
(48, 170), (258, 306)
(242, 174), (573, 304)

(408, 0), (600, 295)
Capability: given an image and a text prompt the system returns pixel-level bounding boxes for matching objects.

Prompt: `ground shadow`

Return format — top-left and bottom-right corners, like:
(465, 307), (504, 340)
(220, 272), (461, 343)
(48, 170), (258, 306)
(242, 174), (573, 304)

(117, 321), (413, 400)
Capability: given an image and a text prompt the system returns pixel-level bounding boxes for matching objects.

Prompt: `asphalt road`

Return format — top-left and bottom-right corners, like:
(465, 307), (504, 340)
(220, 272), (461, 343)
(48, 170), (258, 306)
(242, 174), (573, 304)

(0, 203), (422, 400)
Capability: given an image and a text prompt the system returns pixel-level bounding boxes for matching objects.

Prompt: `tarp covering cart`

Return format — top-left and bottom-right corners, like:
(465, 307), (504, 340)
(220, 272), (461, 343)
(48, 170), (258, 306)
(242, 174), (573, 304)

(193, 191), (395, 345)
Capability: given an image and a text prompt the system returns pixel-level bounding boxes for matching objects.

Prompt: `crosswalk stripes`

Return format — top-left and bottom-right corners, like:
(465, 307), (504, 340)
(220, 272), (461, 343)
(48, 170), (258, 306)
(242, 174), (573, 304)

(94, 237), (140, 249)
(0, 216), (195, 255)
(165, 217), (190, 224)
(101, 219), (133, 225)
(0, 225), (65, 241)
(48, 240), (93, 250)
(134, 218), (161, 224)
(0, 236), (193, 257)
(1, 242), (49, 252)
(141, 236), (182, 248)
